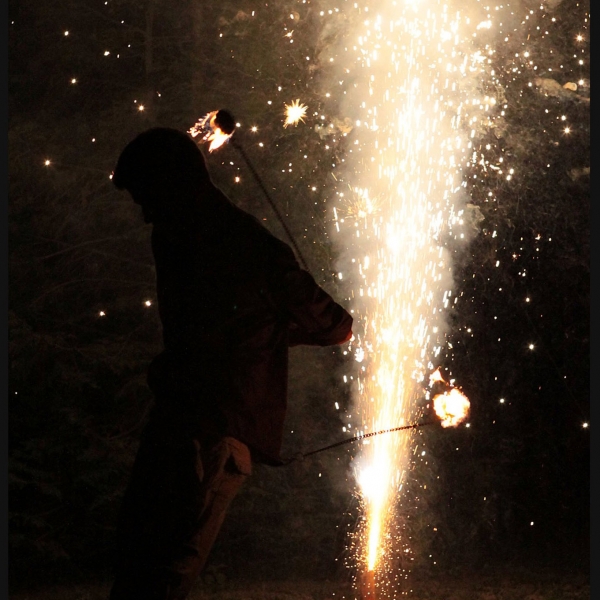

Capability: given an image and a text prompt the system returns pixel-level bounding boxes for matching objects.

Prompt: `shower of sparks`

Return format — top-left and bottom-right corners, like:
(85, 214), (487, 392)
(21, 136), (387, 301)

(335, 187), (383, 222)
(329, 0), (498, 590)
(189, 111), (233, 152)
(283, 99), (308, 127)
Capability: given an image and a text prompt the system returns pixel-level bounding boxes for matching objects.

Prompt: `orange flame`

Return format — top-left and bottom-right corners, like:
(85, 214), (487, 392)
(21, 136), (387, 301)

(429, 368), (445, 385)
(433, 388), (470, 427)
(188, 111), (233, 152)
(360, 570), (377, 599)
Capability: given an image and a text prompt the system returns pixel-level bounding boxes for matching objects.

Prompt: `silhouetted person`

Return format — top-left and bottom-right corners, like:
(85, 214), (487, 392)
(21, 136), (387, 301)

(109, 128), (353, 599)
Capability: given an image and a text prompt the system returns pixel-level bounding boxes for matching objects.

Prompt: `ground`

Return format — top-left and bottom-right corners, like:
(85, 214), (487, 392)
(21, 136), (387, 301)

(9, 571), (590, 600)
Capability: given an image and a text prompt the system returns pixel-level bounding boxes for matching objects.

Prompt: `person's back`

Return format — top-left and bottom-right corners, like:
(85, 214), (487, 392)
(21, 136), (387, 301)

(147, 185), (294, 463)
(109, 127), (352, 599)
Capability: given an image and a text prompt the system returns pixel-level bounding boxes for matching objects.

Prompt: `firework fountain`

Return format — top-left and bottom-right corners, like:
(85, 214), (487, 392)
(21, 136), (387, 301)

(189, 3), (495, 594)
(327, 0), (492, 595)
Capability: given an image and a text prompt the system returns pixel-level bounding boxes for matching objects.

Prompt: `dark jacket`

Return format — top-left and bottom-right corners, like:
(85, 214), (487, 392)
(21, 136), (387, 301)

(146, 186), (352, 464)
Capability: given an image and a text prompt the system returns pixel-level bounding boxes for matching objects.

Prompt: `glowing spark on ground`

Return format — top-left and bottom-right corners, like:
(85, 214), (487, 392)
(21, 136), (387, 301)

(283, 99), (308, 128)
(189, 111), (233, 152)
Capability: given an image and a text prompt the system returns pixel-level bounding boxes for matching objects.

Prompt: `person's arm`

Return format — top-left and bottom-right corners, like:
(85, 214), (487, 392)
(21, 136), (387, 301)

(282, 268), (353, 346)
(249, 214), (352, 346)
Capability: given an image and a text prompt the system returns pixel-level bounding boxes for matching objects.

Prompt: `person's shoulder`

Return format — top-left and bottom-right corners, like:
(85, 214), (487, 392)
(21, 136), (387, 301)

(220, 192), (286, 243)
(212, 187), (298, 265)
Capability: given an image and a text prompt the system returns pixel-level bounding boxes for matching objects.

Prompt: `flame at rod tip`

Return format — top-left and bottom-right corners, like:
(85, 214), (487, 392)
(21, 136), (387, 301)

(189, 110), (233, 152)
(433, 388), (470, 428)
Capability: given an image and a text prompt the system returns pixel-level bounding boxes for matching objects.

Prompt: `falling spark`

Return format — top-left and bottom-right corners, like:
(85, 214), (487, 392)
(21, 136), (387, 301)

(189, 111), (233, 152)
(283, 99), (308, 127)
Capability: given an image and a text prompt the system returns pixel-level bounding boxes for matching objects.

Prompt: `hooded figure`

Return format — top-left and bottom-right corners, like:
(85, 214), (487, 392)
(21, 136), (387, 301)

(109, 128), (352, 600)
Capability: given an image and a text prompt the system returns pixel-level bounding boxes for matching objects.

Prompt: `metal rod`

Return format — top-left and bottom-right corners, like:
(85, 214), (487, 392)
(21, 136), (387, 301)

(282, 420), (436, 465)
(230, 138), (311, 273)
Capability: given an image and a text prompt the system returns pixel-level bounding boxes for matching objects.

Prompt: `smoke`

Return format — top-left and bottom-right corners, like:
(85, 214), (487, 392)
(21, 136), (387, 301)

(315, 0), (500, 585)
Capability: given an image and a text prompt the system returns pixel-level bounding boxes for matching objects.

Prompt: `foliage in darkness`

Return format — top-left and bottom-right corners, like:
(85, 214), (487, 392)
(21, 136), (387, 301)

(8, 0), (588, 588)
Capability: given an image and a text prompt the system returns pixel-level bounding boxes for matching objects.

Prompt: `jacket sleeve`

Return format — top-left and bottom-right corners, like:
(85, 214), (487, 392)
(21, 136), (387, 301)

(260, 218), (352, 346)
(283, 269), (353, 346)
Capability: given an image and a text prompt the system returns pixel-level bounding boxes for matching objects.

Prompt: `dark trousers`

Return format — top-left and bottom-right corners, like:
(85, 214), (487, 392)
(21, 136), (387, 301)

(109, 416), (251, 600)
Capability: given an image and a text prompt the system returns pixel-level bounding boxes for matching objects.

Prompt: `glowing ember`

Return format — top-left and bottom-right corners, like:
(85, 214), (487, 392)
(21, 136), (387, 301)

(433, 388), (471, 428)
(429, 368), (445, 385)
(283, 99), (308, 128)
(188, 111), (233, 152)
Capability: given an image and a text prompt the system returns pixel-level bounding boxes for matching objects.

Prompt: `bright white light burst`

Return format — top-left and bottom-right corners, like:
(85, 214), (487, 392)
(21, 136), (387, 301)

(283, 99), (308, 128)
